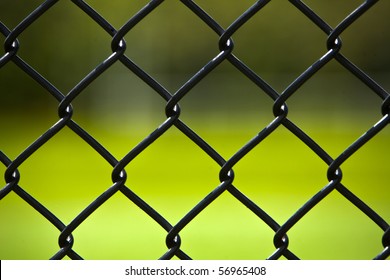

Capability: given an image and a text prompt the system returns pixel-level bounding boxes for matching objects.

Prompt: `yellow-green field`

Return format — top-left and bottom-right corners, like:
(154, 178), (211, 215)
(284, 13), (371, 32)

(0, 112), (389, 260)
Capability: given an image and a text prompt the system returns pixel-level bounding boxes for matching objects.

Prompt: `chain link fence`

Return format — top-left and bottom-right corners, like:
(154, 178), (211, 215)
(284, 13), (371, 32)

(1, 0), (389, 260)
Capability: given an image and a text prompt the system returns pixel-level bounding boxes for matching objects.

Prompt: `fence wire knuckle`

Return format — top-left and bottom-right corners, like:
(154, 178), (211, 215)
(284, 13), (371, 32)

(1, 0), (389, 260)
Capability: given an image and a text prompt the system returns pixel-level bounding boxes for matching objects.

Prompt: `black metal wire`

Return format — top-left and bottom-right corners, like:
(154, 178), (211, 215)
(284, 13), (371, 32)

(0, 0), (389, 260)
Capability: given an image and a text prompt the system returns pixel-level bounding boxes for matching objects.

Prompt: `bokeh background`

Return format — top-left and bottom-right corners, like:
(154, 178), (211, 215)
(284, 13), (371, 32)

(0, 0), (389, 259)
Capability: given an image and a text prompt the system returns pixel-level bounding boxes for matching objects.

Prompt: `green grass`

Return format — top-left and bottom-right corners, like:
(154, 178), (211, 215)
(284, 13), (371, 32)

(0, 113), (389, 259)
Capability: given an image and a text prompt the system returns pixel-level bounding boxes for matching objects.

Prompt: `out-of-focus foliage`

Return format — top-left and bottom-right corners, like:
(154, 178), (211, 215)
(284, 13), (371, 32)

(0, 0), (389, 110)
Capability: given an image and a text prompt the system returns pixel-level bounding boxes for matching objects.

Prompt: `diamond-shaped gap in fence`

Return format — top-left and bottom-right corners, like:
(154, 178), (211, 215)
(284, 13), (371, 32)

(231, 0), (326, 91)
(178, 190), (277, 259)
(9, 126), (113, 225)
(122, 126), (221, 225)
(70, 192), (169, 259)
(178, 61), (275, 160)
(70, 62), (169, 159)
(5, 0), (114, 93)
(117, 0), (220, 92)
(285, 60), (384, 158)
(231, 124), (329, 223)
(286, 189), (387, 259)
(0, 191), (60, 259)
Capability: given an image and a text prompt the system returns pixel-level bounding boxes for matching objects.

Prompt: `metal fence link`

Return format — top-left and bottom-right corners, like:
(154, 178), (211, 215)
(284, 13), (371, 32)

(1, 0), (389, 260)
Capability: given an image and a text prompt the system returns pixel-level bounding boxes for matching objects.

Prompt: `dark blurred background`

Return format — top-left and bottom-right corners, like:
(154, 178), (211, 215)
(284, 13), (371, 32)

(1, 0), (389, 119)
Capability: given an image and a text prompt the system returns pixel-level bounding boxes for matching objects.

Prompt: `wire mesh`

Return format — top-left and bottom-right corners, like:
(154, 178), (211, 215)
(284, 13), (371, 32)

(0, 0), (389, 260)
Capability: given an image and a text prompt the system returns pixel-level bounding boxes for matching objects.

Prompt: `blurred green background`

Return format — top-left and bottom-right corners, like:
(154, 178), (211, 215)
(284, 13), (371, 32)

(0, 0), (389, 259)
